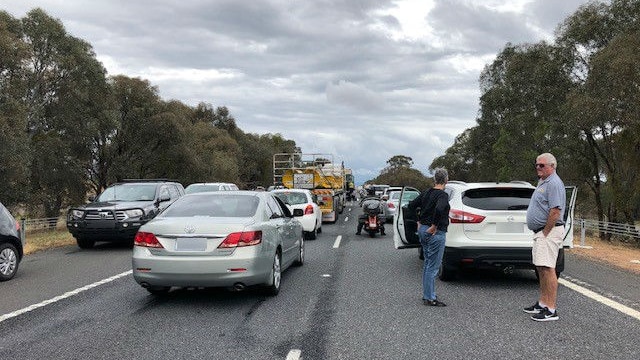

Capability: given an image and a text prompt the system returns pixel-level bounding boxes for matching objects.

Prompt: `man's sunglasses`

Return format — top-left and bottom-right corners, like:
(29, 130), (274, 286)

(535, 163), (547, 169)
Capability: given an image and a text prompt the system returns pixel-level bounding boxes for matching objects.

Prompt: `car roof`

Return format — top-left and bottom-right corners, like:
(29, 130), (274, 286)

(445, 180), (535, 189)
(271, 188), (310, 193)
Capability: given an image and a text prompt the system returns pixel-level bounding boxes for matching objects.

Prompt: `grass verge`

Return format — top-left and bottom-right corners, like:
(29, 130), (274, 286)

(24, 229), (76, 255)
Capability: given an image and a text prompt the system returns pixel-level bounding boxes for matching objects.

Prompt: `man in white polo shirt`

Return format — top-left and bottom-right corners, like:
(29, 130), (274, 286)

(524, 153), (566, 322)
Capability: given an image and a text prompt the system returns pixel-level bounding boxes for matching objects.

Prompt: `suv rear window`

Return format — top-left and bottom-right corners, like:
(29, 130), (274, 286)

(462, 188), (534, 210)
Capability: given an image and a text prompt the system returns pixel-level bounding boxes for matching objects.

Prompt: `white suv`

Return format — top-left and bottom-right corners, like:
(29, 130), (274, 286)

(393, 181), (577, 280)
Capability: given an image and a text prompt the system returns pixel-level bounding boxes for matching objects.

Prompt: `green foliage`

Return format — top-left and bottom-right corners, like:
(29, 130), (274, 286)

(370, 155), (432, 190)
(432, 0), (640, 229)
(0, 9), (299, 216)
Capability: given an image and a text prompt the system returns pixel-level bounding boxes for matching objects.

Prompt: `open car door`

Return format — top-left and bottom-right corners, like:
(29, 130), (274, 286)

(393, 186), (422, 249)
(563, 186), (578, 248)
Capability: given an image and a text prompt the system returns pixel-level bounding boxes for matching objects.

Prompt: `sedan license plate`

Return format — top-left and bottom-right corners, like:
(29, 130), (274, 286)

(176, 238), (207, 251)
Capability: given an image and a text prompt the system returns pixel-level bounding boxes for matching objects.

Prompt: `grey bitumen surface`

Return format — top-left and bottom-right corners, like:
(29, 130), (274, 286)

(1, 204), (638, 359)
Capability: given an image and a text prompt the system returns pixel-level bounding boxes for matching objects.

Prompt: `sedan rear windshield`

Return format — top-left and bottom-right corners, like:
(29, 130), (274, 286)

(185, 184), (221, 194)
(274, 192), (308, 205)
(162, 194), (259, 217)
(462, 188), (534, 211)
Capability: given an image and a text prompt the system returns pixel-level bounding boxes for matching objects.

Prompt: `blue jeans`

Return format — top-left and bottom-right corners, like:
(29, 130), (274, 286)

(419, 225), (447, 300)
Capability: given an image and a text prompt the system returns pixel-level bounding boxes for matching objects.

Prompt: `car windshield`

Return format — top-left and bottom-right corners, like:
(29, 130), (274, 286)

(462, 188), (534, 210)
(162, 194), (259, 217)
(97, 184), (157, 202)
(274, 192), (308, 205)
(185, 184), (221, 194)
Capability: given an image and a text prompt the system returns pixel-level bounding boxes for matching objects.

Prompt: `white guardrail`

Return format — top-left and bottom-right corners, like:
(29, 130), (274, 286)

(579, 219), (640, 246)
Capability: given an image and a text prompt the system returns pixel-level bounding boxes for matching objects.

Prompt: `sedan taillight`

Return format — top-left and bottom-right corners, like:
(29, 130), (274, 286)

(134, 232), (164, 248)
(304, 205), (314, 215)
(218, 231), (262, 248)
(449, 209), (485, 223)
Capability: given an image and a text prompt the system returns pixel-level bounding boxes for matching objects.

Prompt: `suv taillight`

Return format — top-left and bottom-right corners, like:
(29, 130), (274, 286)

(15, 220), (20, 231)
(218, 231), (262, 248)
(304, 205), (314, 215)
(388, 203), (395, 209)
(449, 209), (485, 223)
(134, 232), (164, 248)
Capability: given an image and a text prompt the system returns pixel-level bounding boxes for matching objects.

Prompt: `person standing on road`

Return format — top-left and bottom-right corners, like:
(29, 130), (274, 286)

(408, 168), (450, 307)
(524, 153), (566, 322)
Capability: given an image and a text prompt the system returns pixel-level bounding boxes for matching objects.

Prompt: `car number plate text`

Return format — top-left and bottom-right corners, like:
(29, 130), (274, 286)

(176, 238), (207, 251)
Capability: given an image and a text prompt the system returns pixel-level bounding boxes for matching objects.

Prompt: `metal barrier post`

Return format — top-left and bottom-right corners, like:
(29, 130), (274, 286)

(20, 218), (26, 243)
(580, 218), (586, 247)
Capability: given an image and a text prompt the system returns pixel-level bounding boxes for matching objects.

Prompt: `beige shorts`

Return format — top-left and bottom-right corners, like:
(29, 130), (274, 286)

(532, 226), (564, 268)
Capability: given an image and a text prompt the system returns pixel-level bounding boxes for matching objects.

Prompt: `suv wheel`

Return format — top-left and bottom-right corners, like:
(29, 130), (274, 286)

(0, 242), (20, 281)
(76, 237), (95, 249)
(438, 254), (457, 281)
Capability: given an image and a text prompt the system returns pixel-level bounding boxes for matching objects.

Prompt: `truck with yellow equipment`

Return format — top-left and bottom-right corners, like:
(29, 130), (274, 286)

(273, 153), (346, 223)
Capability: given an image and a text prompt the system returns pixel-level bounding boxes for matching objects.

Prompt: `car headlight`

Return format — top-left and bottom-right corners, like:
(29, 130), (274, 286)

(71, 210), (85, 219)
(125, 209), (144, 218)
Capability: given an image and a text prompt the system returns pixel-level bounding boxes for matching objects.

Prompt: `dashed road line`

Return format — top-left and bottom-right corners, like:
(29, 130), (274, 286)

(286, 349), (302, 360)
(0, 270), (133, 323)
(333, 235), (342, 248)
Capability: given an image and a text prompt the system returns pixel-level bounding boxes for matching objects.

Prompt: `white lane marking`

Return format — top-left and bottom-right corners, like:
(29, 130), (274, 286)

(344, 216), (349, 222)
(0, 270), (133, 323)
(333, 235), (342, 248)
(559, 278), (640, 321)
(321, 274), (331, 278)
(286, 349), (302, 360)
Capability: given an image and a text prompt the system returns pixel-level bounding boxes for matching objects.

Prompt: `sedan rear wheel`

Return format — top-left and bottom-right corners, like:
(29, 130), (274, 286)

(0, 243), (19, 281)
(264, 251), (282, 296)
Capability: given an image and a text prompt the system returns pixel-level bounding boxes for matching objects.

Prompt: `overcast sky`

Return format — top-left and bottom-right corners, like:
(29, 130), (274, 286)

(2, 0), (597, 185)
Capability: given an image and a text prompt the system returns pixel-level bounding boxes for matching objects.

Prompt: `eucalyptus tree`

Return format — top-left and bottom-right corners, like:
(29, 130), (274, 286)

(0, 11), (31, 207)
(557, 0), (640, 224)
(19, 9), (110, 216)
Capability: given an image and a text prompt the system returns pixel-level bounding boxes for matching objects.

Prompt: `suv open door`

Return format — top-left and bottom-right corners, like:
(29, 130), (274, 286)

(393, 186), (422, 249)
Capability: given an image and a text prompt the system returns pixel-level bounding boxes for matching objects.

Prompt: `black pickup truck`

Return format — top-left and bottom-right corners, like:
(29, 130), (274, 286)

(66, 179), (185, 248)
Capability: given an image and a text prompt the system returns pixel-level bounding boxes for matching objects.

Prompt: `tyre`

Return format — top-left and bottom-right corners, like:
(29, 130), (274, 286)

(76, 237), (95, 249)
(317, 225), (322, 234)
(0, 242), (20, 281)
(305, 228), (317, 240)
(437, 255), (457, 281)
(146, 286), (170, 295)
(418, 247), (424, 260)
(294, 237), (304, 267)
(368, 230), (376, 238)
(264, 251), (282, 296)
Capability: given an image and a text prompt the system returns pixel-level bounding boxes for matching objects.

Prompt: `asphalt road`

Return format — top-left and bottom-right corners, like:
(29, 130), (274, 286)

(1, 203), (639, 359)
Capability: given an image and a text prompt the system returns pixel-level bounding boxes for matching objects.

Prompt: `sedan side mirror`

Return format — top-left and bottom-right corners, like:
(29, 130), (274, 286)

(292, 209), (304, 217)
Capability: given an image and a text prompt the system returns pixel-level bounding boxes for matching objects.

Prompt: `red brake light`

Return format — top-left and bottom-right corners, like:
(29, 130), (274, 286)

(219, 231), (262, 248)
(449, 209), (485, 223)
(15, 220), (20, 231)
(387, 203), (395, 209)
(304, 205), (314, 215)
(134, 232), (164, 248)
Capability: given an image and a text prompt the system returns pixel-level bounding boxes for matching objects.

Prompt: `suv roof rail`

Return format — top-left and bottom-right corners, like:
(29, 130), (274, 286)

(447, 180), (467, 185)
(509, 181), (533, 186)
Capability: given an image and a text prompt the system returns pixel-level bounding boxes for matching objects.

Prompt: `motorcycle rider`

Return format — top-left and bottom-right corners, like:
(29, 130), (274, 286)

(356, 197), (386, 235)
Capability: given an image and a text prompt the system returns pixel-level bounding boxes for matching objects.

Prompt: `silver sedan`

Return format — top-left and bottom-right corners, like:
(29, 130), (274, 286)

(132, 191), (304, 296)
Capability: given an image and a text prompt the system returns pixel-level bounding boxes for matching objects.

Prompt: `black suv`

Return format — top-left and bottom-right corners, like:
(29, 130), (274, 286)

(67, 179), (185, 248)
(0, 201), (24, 281)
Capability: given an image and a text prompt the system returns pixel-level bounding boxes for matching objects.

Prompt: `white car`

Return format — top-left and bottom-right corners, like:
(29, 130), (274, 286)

(394, 181), (577, 280)
(272, 189), (322, 240)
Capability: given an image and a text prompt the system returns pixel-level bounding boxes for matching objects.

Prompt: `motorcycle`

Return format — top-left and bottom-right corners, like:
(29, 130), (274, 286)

(361, 198), (384, 237)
